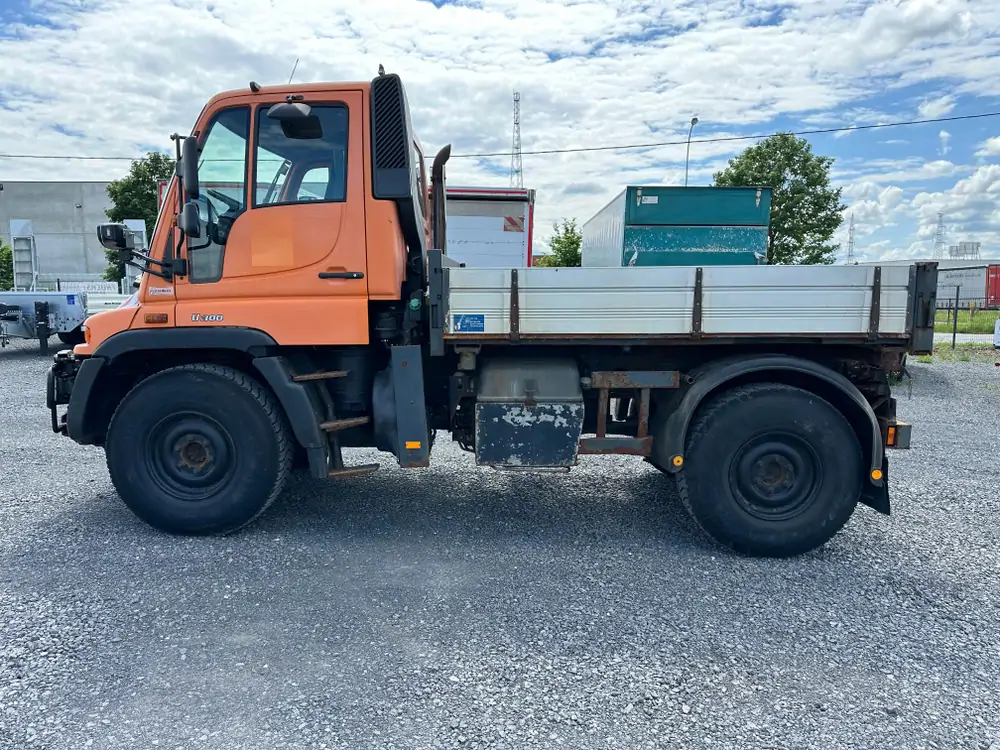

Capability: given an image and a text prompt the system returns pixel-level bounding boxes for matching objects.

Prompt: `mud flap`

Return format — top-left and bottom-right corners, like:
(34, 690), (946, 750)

(372, 345), (431, 468)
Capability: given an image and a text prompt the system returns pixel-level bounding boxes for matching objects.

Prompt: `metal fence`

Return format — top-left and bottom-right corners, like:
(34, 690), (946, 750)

(934, 290), (1000, 349)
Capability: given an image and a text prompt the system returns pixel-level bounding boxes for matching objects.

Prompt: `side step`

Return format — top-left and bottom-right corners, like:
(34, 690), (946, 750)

(292, 370), (348, 382)
(319, 416), (370, 432)
(328, 463), (380, 479)
(296, 364), (377, 478)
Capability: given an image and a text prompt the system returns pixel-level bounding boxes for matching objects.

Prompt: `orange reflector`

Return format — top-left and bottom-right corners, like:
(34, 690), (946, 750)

(144, 313), (169, 324)
(672, 455), (684, 467)
(871, 469), (883, 481)
(887, 426), (896, 446)
(405, 441), (421, 450)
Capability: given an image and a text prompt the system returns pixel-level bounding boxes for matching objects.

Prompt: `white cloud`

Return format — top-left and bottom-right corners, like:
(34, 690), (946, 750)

(917, 94), (957, 119)
(0, 0), (998, 255)
(834, 158), (963, 185)
(976, 137), (1000, 158)
(909, 165), (1000, 252)
(939, 130), (952, 155)
(846, 184), (906, 234)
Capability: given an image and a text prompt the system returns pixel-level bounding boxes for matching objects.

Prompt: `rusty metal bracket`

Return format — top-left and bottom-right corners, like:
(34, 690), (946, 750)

(509, 268), (520, 342)
(589, 371), (680, 390)
(579, 436), (653, 456)
(596, 387), (609, 438)
(637, 388), (651, 439)
(581, 370), (682, 454)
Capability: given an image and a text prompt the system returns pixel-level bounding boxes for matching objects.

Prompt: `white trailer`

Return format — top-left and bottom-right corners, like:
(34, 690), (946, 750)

(440, 187), (535, 268)
(0, 291), (89, 353)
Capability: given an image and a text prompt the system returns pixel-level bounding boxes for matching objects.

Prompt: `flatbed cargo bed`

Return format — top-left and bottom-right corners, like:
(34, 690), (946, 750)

(442, 263), (933, 348)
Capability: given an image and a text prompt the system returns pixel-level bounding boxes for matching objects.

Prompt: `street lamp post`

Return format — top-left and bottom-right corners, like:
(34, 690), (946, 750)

(684, 116), (699, 187)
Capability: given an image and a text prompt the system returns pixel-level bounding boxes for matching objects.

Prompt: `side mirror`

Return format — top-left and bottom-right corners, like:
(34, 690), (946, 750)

(180, 136), (200, 200)
(97, 223), (133, 251)
(178, 201), (201, 238)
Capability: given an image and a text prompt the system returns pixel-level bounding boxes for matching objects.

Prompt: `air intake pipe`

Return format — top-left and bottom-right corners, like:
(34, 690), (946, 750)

(430, 144), (451, 255)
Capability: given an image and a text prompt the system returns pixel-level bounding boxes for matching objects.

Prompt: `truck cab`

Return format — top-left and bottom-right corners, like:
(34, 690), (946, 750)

(77, 74), (431, 354)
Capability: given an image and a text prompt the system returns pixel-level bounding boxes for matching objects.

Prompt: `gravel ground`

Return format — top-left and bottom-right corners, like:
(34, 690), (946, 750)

(2, 337), (999, 750)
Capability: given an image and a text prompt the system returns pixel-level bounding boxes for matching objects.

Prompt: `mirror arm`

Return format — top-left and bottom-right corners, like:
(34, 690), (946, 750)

(125, 259), (171, 281)
(121, 249), (188, 281)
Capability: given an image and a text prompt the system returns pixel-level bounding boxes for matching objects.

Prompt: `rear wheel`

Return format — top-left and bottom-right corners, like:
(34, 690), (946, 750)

(676, 383), (863, 557)
(105, 364), (293, 534)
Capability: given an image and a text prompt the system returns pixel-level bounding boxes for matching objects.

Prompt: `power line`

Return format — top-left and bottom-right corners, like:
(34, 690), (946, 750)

(0, 153), (140, 161)
(451, 110), (1000, 159)
(0, 110), (998, 163)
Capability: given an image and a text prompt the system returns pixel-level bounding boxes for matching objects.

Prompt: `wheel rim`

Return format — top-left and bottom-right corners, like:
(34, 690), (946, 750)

(145, 411), (236, 501)
(729, 432), (822, 521)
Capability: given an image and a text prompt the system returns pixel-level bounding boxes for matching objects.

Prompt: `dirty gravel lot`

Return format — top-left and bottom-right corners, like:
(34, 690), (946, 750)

(1, 337), (999, 750)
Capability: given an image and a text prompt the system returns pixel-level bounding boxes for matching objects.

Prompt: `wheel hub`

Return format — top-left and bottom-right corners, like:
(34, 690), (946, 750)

(176, 435), (214, 473)
(145, 412), (236, 501)
(730, 433), (821, 521)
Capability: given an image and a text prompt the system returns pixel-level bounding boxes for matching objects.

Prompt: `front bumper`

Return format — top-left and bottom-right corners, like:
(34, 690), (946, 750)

(46, 349), (81, 435)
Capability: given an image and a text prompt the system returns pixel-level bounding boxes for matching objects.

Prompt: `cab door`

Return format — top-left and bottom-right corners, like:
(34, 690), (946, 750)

(174, 91), (369, 346)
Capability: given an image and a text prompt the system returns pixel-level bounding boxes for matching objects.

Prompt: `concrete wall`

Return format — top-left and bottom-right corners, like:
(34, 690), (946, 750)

(0, 181), (113, 283)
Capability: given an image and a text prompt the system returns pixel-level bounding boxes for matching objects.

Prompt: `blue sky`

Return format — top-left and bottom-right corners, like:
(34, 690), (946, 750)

(1, 0), (999, 260)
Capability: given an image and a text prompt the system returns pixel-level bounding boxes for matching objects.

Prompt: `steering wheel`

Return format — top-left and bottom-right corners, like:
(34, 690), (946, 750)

(206, 187), (242, 213)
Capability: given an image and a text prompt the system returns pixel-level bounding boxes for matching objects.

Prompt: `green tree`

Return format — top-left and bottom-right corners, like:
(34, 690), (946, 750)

(712, 133), (845, 265)
(543, 218), (582, 267)
(103, 151), (175, 281)
(0, 239), (13, 291)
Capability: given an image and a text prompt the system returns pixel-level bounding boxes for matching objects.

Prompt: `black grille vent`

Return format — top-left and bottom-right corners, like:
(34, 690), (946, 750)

(371, 75), (407, 170)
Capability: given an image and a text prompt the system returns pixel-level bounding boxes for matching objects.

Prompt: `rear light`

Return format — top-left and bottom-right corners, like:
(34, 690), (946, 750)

(886, 421), (911, 449)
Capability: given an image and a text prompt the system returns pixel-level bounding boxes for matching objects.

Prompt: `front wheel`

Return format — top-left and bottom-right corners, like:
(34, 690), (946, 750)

(675, 383), (863, 558)
(105, 364), (293, 534)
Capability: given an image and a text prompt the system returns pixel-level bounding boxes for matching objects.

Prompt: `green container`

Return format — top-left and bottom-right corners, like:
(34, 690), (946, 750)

(581, 185), (773, 267)
(622, 225), (768, 267)
(626, 186), (771, 227)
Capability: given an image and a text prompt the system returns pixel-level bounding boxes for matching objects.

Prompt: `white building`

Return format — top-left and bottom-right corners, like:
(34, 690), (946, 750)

(0, 181), (114, 286)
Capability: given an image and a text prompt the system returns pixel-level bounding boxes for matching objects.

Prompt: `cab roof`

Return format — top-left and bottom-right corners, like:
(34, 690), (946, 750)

(207, 80), (372, 108)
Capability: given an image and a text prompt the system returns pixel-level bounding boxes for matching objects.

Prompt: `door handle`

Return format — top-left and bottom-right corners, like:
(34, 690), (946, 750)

(318, 271), (365, 279)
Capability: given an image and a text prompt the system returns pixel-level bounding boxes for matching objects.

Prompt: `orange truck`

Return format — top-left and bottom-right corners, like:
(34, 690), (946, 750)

(46, 72), (938, 557)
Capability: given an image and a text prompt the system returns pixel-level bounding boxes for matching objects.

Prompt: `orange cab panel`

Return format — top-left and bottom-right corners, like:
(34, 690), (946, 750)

(172, 89), (371, 346)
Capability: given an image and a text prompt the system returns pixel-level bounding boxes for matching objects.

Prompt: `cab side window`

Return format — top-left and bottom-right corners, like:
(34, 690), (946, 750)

(254, 104), (349, 207)
(296, 166), (330, 201)
(187, 106), (250, 283)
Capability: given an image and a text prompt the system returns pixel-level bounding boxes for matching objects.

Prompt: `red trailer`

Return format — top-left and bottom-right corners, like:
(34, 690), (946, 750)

(987, 264), (1000, 309)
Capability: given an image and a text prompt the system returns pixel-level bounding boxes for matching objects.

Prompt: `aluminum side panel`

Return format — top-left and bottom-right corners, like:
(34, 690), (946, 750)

(445, 265), (912, 338)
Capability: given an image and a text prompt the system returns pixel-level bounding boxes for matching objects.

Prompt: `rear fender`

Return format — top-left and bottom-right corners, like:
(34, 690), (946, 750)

(654, 354), (889, 514)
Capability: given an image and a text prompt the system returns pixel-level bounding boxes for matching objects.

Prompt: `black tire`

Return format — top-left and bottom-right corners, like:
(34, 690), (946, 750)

(105, 364), (293, 535)
(58, 328), (86, 346)
(675, 383), (863, 558)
